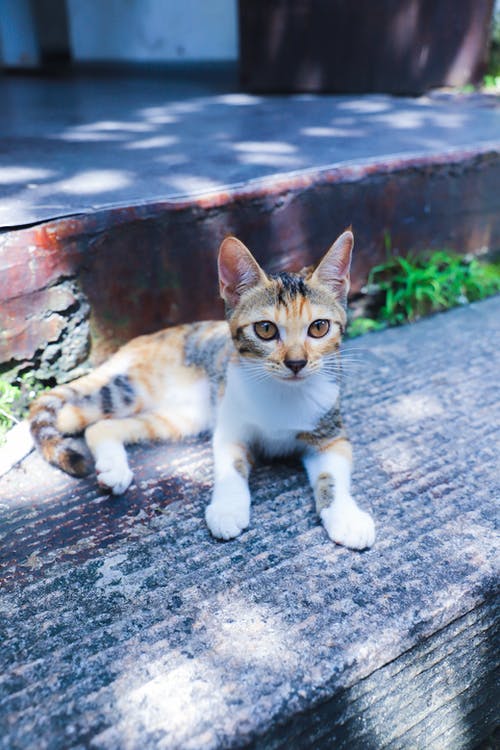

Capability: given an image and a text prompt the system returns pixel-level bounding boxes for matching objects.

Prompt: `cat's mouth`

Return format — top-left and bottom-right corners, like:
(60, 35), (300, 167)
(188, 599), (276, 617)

(277, 372), (308, 383)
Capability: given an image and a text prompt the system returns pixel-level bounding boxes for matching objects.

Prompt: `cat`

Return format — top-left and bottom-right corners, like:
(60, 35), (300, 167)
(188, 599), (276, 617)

(30, 230), (375, 549)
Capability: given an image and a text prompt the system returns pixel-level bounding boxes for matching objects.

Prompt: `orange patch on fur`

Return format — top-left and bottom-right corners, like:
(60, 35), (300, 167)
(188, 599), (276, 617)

(57, 404), (87, 434)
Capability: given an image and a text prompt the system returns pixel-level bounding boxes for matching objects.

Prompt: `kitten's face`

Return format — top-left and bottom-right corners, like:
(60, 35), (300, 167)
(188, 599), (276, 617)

(218, 232), (353, 383)
(229, 273), (345, 382)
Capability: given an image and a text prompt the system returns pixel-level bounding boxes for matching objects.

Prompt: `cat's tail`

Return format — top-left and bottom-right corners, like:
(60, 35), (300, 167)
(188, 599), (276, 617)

(30, 370), (141, 477)
(29, 386), (94, 477)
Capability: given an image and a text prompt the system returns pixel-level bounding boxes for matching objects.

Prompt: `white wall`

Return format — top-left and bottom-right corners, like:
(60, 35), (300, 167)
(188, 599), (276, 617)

(66, 0), (238, 62)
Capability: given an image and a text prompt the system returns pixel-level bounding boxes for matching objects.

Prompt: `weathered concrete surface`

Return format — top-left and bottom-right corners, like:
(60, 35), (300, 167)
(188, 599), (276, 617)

(0, 298), (498, 749)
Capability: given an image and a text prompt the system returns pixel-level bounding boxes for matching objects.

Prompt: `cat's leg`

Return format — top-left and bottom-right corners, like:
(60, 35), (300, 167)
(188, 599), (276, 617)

(303, 439), (375, 550)
(85, 412), (184, 494)
(205, 429), (252, 540)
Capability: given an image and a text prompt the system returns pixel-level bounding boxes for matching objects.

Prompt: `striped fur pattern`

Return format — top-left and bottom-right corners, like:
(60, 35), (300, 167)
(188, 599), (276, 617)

(30, 231), (375, 549)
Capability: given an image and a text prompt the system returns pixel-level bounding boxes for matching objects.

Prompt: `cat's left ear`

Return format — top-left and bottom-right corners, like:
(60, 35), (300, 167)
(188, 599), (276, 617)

(218, 236), (267, 308)
(310, 230), (354, 306)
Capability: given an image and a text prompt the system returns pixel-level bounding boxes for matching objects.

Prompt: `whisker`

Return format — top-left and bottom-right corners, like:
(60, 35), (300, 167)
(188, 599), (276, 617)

(324, 358), (364, 366)
(322, 363), (364, 373)
(340, 354), (368, 360)
(335, 362), (364, 367)
(331, 363), (365, 369)
(324, 361), (364, 368)
(322, 369), (362, 378)
(333, 357), (365, 364)
(340, 345), (371, 351)
(324, 358), (365, 367)
(240, 364), (273, 383)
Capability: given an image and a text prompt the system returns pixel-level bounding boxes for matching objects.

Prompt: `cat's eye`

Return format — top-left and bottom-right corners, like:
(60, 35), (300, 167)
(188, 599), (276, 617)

(254, 321), (278, 341)
(308, 319), (330, 338)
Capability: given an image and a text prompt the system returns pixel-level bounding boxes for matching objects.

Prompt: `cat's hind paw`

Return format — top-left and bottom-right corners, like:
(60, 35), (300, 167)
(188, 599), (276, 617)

(205, 502), (250, 540)
(321, 501), (375, 550)
(57, 404), (85, 435)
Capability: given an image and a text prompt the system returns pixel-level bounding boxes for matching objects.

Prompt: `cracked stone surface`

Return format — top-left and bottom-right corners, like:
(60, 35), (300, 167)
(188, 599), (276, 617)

(0, 298), (498, 749)
(0, 276), (91, 383)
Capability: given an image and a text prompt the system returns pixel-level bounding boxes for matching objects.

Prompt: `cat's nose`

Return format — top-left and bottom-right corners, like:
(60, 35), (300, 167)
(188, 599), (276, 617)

(284, 359), (307, 375)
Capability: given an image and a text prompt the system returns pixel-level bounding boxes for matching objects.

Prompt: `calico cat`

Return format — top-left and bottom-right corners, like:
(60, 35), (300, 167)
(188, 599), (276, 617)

(30, 230), (375, 549)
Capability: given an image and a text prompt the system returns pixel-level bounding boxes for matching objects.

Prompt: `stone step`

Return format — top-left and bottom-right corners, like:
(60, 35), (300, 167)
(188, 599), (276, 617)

(0, 70), (499, 379)
(0, 297), (498, 749)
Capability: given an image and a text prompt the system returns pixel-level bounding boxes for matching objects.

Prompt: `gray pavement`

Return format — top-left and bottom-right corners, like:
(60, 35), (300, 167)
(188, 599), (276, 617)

(1, 69), (499, 227)
(1, 297), (498, 748)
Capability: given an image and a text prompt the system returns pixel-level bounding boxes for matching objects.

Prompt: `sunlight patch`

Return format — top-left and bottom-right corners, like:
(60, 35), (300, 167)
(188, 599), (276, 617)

(233, 141), (297, 154)
(375, 437), (419, 475)
(301, 126), (364, 137)
(215, 94), (262, 106)
(75, 120), (154, 133)
(210, 598), (299, 670)
(0, 422), (33, 478)
(57, 132), (129, 143)
(0, 166), (55, 184)
(113, 661), (227, 745)
(56, 170), (131, 194)
(166, 174), (222, 195)
(375, 110), (425, 129)
(0, 198), (35, 224)
(339, 98), (391, 114)
(237, 152), (302, 168)
(106, 596), (299, 746)
(124, 135), (178, 150)
(388, 393), (444, 423)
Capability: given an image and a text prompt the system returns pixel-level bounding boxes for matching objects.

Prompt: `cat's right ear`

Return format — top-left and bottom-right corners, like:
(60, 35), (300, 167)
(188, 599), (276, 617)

(218, 236), (266, 308)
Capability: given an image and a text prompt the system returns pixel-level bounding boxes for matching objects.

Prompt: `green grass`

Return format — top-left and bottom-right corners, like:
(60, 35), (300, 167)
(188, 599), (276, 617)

(0, 374), (48, 445)
(483, 74), (500, 91)
(348, 250), (500, 338)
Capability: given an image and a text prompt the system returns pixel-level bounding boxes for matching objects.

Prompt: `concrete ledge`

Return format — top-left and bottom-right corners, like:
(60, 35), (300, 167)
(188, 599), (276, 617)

(1, 297), (498, 749)
(1, 74), (499, 378)
(1, 145), (499, 380)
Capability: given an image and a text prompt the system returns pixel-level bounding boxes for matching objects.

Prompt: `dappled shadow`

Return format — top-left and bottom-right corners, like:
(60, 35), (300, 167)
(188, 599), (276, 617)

(0, 435), (215, 589)
(0, 69), (498, 226)
(0, 67), (498, 378)
(0, 300), (498, 746)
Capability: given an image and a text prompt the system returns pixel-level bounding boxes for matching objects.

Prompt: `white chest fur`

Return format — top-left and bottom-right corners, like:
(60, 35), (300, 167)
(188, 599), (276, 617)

(217, 363), (339, 456)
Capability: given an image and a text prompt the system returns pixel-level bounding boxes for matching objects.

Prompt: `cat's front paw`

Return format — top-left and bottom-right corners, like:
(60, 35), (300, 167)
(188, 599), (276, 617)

(205, 502), (250, 540)
(93, 440), (133, 495)
(321, 500), (375, 550)
(95, 456), (133, 495)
